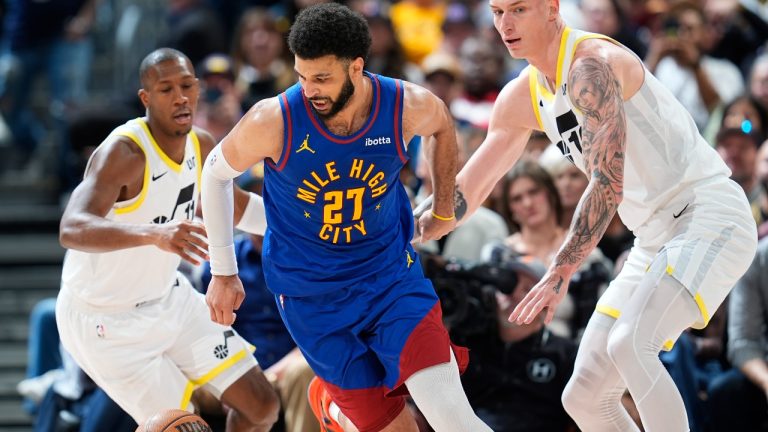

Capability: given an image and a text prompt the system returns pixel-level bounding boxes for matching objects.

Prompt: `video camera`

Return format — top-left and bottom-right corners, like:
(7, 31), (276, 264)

(422, 253), (521, 342)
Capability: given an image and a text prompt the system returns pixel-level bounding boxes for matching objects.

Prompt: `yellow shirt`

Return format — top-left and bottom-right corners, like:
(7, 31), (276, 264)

(390, 1), (446, 64)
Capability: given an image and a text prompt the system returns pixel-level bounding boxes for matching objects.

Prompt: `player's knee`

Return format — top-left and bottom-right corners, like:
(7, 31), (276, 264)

(246, 383), (280, 426)
(606, 325), (636, 372)
(227, 372), (281, 427)
(561, 373), (589, 421)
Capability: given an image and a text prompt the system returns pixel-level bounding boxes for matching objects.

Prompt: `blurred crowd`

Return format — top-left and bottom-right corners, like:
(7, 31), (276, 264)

(5, 0), (768, 431)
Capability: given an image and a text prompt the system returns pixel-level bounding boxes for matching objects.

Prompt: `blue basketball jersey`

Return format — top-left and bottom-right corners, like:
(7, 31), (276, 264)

(262, 72), (418, 296)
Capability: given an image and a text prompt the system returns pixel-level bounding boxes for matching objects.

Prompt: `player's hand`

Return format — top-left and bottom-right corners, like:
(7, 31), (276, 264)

(508, 270), (570, 325)
(206, 274), (245, 325)
(415, 210), (457, 243)
(154, 219), (209, 265)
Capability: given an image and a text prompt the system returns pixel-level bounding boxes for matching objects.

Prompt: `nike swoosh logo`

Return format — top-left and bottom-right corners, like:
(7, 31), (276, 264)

(673, 203), (689, 219)
(152, 172), (167, 181)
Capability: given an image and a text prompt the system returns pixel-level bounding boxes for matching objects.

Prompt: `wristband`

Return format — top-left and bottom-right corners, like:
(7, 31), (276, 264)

(431, 211), (455, 221)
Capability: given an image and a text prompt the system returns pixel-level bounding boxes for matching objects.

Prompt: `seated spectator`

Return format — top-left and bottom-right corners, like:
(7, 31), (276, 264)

(714, 123), (765, 220)
(498, 159), (611, 340)
(708, 238), (768, 431)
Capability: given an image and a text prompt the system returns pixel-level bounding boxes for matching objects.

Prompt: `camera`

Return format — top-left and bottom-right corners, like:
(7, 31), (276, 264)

(422, 254), (520, 342)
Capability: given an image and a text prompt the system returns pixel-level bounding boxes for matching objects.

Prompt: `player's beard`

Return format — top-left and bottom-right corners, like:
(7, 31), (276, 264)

(311, 74), (355, 120)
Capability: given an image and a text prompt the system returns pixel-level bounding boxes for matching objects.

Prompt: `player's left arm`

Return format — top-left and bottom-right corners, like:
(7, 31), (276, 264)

(511, 44), (636, 325)
(402, 82), (459, 241)
(196, 127), (266, 235)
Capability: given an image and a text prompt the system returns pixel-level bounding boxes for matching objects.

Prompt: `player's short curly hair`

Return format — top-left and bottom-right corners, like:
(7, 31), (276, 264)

(288, 3), (371, 62)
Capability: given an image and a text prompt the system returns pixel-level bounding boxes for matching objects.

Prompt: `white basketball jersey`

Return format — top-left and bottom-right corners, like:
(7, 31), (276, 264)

(61, 118), (202, 307)
(528, 27), (730, 231)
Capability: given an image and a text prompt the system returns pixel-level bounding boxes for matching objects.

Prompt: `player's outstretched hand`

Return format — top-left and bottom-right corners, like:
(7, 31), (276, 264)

(206, 275), (245, 326)
(415, 210), (457, 243)
(508, 270), (570, 325)
(154, 220), (209, 265)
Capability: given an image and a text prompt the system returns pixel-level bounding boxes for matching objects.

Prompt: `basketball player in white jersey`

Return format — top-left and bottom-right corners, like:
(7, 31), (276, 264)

(55, 48), (278, 431)
(429, 0), (758, 430)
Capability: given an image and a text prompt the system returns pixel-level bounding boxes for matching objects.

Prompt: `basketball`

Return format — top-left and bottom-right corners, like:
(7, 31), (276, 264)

(135, 409), (212, 432)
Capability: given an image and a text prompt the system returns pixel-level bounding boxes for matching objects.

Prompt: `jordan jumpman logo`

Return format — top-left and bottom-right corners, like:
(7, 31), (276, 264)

(296, 134), (315, 154)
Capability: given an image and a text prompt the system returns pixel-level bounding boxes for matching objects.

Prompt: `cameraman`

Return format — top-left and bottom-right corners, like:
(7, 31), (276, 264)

(459, 255), (578, 432)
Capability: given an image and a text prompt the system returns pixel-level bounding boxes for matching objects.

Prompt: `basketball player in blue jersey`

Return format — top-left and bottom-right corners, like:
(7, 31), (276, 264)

(56, 48), (279, 431)
(422, 0), (758, 430)
(202, 4), (492, 432)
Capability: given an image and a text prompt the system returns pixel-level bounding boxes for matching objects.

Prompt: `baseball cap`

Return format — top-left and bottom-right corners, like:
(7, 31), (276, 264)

(715, 122), (764, 148)
(422, 52), (461, 80)
(199, 54), (235, 81)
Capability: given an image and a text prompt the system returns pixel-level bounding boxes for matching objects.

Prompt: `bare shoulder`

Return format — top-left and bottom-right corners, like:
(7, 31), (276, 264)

(222, 95), (284, 167)
(490, 70), (539, 131)
(572, 39), (644, 98)
(85, 134), (145, 184)
(402, 80), (445, 120)
(401, 81), (450, 141)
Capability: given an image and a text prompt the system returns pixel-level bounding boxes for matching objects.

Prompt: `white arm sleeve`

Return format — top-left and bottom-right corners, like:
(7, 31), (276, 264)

(201, 145), (243, 276)
(235, 192), (267, 236)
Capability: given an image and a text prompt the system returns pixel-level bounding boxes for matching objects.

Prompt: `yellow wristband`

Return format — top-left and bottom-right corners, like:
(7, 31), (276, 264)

(431, 211), (455, 221)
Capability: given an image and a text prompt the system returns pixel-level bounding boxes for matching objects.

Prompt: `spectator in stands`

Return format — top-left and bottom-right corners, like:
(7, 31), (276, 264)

(161, 0), (228, 68)
(362, 8), (419, 81)
(708, 238), (768, 431)
(230, 7), (294, 112)
(0, 0), (97, 175)
(451, 36), (505, 129)
(194, 54), (243, 142)
(421, 51), (462, 107)
(715, 122), (765, 214)
(457, 251), (578, 431)
(750, 54), (768, 112)
(498, 159), (611, 340)
(390, 0), (446, 64)
(580, 0), (647, 57)
(645, 0), (744, 131)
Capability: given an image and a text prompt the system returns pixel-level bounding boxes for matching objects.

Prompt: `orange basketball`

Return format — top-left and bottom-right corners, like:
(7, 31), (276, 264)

(135, 409), (212, 432)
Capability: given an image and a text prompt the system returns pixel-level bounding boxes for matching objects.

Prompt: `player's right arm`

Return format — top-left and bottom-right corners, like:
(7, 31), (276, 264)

(202, 97), (283, 326)
(59, 137), (208, 264)
(454, 72), (538, 222)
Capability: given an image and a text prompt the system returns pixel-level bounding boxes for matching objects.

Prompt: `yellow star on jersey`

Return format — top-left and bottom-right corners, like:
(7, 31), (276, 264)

(304, 211), (311, 219)
(375, 203), (382, 211)
(405, 250), (414, 268)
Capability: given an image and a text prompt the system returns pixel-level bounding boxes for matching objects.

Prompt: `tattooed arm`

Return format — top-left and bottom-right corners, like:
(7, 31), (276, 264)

(554, 55), (626, 276)
(510, 45), (639, 325)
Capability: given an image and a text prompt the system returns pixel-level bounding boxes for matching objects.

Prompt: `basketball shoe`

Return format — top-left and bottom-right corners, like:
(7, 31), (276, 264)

(308, 376), (344, 432)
